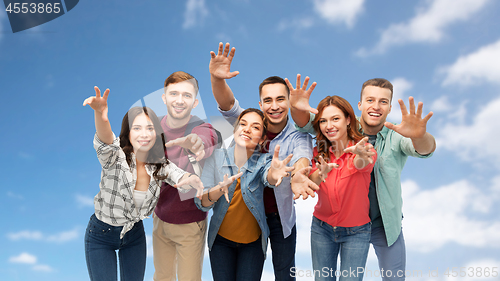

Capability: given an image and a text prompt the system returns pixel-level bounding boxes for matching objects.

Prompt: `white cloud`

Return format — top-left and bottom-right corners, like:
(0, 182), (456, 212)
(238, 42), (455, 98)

(294, 196), (317, 254)
(9, 252), (37, 264)
(32, 264), (54, 272)
(450, 259), (500, 281)
(356, 0), (491, 56)
(76, 194), (94, 208)
(146, 234), (153, 258)
(312, 0), (365, 28)
(8, 228), (79, 243)
(261, 270), (275, 280)
(7, 231), (43, 241)
(277, 17), (315, 32)
(402, 179), (500, 253)
(436, 96), (500, 166)
(46, 228), (79, 243)
(387, 78), (413, 122)
(430, 95), (451, 112)
(183, 0), (209, 29)
(440, 39), (500, 86)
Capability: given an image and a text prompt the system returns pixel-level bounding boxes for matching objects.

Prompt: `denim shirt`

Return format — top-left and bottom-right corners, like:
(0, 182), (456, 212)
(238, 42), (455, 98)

(219, 99), (313, 238)
(296, 113), (433, 246)
(195, 146), (272, 255)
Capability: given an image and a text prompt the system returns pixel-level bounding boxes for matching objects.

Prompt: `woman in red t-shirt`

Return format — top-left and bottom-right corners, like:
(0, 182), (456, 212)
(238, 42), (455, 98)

(308, 95), (377, 281)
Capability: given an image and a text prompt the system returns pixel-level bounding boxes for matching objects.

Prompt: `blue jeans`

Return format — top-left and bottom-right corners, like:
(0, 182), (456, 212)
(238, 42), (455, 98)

(370, 226), (406, 281)
(267, 212), (296, 281)
(209, 234), (265, 281)
(85, 214), (146, 281)
(311, 216), (371, 281)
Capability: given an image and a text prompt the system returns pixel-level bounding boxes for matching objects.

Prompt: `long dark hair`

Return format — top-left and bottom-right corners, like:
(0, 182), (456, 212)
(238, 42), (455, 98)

(312, 96), (363, 162)
(119, 106), (169, 181)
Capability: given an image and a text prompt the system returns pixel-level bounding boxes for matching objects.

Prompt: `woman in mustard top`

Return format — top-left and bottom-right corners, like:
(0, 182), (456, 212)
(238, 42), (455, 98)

(196, 108), (294, 281)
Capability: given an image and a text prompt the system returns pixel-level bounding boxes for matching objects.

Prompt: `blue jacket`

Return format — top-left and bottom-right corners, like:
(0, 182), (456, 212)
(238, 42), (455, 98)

(195, 146), (272, 256)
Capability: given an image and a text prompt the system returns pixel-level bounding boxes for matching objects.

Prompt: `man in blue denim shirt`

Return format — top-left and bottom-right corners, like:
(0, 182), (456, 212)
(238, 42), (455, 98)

(208, 42), (316, 280)
(290, 78), (436, 281)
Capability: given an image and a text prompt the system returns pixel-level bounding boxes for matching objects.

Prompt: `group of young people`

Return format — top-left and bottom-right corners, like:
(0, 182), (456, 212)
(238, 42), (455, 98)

(82, 42), (436, 281)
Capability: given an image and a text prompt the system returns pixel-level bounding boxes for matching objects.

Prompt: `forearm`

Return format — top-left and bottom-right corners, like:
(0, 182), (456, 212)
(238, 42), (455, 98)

(309, 170), (323, 186)
(211, 74), (235, 111)
(411, 132), (436, 155)
(94, 110), (114, 144)
(290, 107), (311, 128)
(201, 185), (224, 207)
(292, 158), (310, 176)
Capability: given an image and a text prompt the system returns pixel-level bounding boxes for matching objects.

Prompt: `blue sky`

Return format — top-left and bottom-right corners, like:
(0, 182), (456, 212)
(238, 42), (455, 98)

(1, 0), (500, 280)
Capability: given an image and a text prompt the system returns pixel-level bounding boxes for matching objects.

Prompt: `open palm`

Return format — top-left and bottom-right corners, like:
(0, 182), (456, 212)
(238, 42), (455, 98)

(385, 97), (433, 139)
(286, 74), (318, 114)
(209, 42), (239, 80)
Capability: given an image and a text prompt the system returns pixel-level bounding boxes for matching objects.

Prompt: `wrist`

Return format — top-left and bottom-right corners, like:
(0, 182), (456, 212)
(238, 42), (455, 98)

(207, 189), (217, 203)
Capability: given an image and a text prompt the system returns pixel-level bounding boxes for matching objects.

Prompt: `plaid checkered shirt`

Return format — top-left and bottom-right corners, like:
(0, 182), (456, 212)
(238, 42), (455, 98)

(93, 134), (187, 238)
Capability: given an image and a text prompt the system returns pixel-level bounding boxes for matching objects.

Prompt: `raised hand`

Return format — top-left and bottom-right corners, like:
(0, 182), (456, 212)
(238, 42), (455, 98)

(165, 134), (205, 161)
(217, 172), (244, 203)
(209, 42), (240, 80)
(291, 166), (320, 200)
(83, 86), (110, 121)
(384, 96), (433, 139)
(175, 174), (205, 199)
(286, 74), (318, 114)
(316, 155), (339, 182)
(267, 145), (295, 187)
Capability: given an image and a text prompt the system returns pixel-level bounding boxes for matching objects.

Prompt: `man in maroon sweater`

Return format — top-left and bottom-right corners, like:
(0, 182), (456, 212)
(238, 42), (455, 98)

(153, 71), (219, 281)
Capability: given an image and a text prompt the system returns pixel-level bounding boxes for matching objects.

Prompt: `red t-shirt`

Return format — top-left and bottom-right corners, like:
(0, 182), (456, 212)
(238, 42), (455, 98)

(154, 115), (218, 224)
(311, 143), (377, 227)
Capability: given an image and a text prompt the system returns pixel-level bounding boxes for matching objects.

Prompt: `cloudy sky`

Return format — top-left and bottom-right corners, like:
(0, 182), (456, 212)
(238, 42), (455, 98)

(1, 0), (499, 280)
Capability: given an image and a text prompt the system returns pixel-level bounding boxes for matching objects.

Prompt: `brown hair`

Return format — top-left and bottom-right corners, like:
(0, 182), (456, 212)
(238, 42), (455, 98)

(360, 78), (393, 102)
(312, 96), (364, 161)
(233, 108), (268, 137)
(258, 76), (289, 97)
(164, 71), (199, 96)
(119, 106), (169, 181)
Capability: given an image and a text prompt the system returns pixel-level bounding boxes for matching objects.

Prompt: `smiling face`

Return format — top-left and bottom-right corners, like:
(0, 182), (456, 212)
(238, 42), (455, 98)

(319, 105), (350, 146)
(358, 85), (392, 134)
(162, 80), (199, 123)
(129, 113), (157, 154)
(259, 83), (289, 130)
(233, 111), (265, 151)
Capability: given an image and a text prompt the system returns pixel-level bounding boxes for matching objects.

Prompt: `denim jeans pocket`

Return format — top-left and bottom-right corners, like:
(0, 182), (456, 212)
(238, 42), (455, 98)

(87, 217), (112, 236)
(348, 222), (371, 235)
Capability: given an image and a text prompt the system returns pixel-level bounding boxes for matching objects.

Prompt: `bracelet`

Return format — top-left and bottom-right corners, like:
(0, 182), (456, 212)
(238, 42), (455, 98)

(207, 189), (216, 203)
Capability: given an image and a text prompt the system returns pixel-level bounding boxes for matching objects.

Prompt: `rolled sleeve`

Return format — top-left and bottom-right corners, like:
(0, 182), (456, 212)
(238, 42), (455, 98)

(194, 196), (214, 212)
(218, 98), (244, 126)
(192, 123), (219, 159)
(399, 136), (434, 159)
(163, 162), (188, 186)
(94, 133), (122, 169)
(261, 156), (273, 188)
(294, 112), (316, 135)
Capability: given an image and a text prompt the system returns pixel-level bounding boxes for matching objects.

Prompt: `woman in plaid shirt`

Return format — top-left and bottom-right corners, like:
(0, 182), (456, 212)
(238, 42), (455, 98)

(82, 86), (204, 281)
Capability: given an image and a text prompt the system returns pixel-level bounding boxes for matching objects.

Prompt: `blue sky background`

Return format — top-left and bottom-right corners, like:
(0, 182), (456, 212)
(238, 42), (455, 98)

(1, 0), (500, 280)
